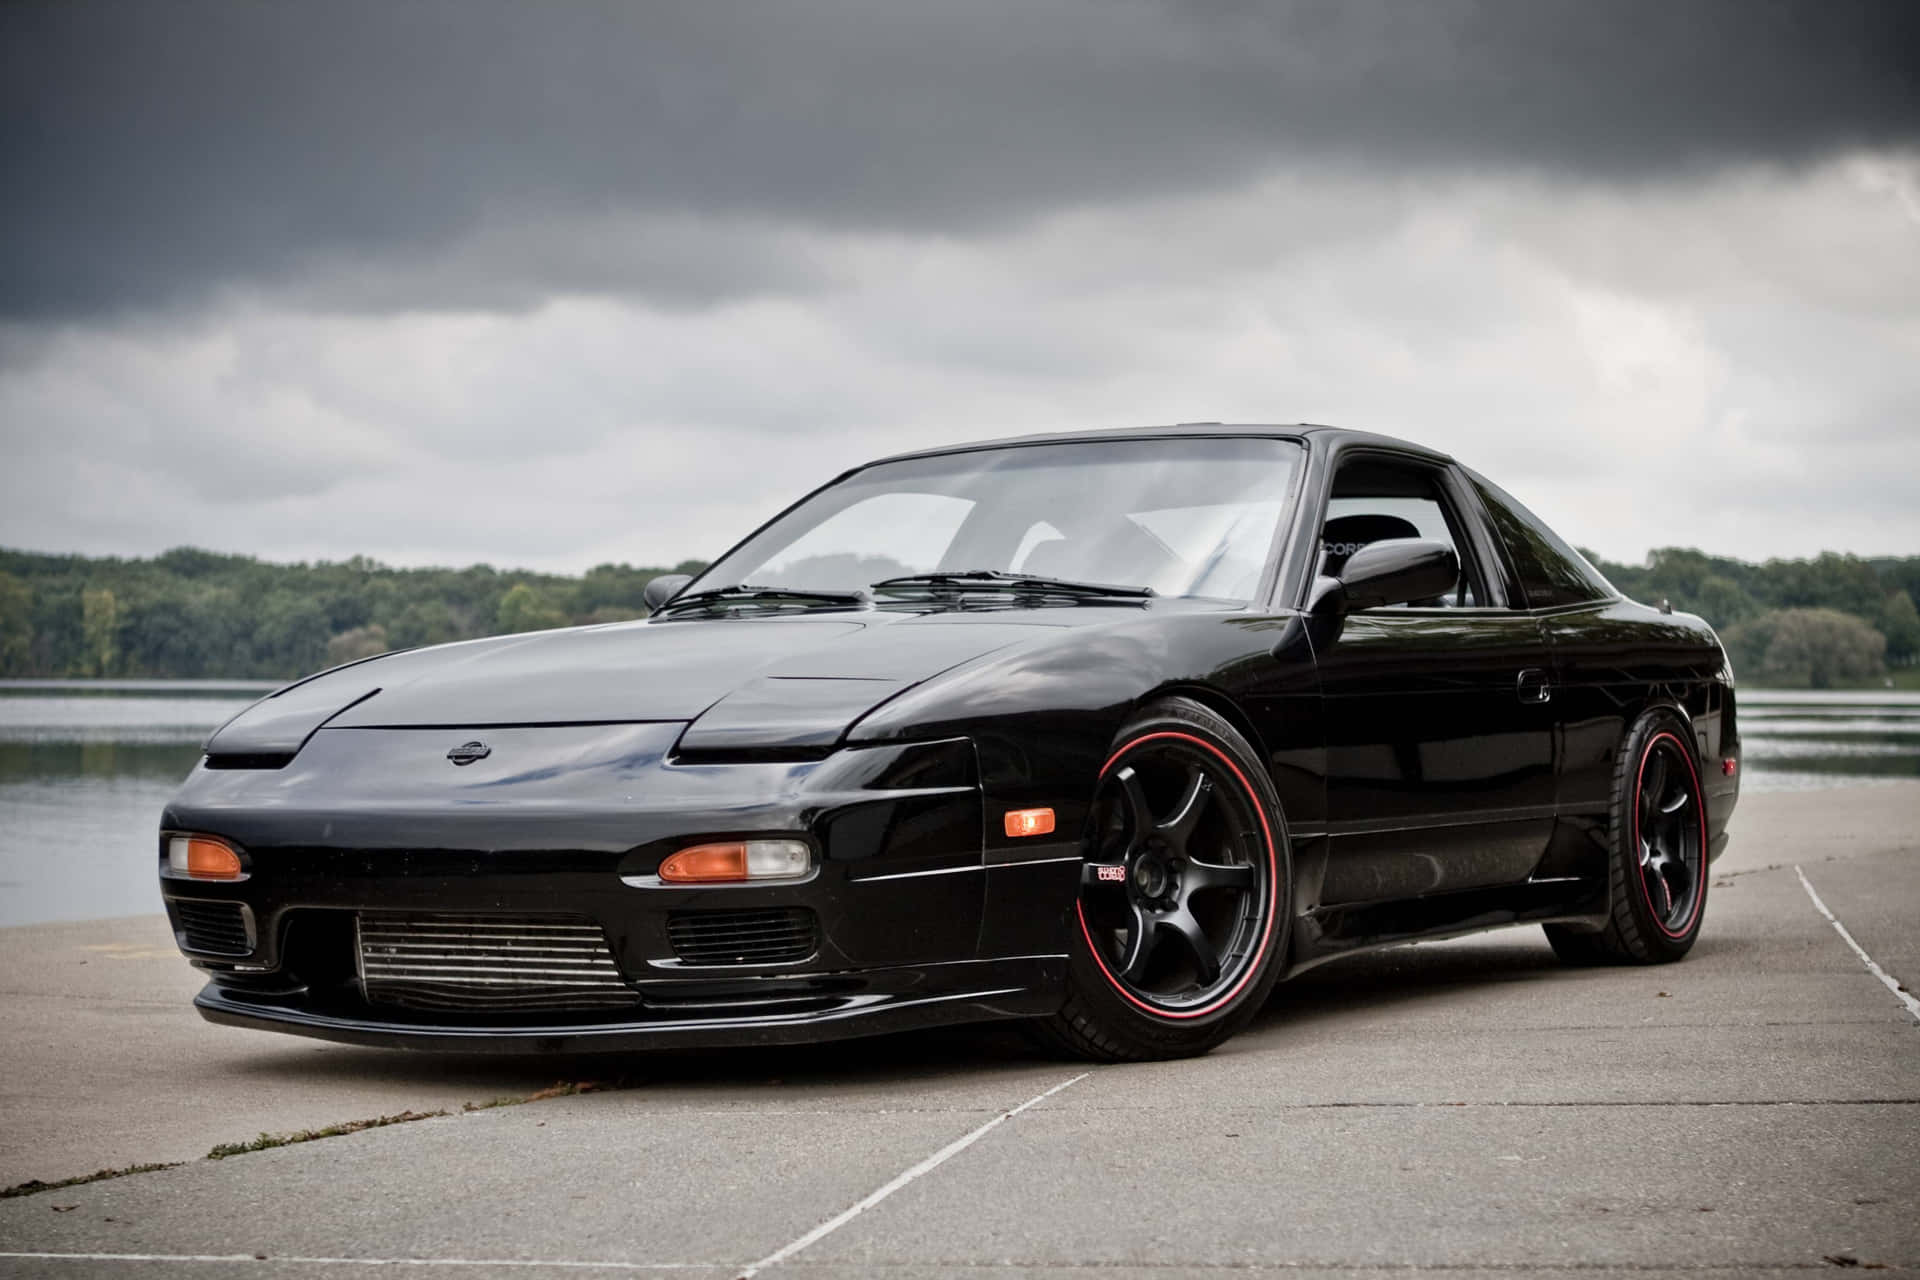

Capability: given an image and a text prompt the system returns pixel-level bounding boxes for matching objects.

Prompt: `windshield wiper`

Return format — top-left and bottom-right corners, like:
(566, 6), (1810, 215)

(652, 584), (869, 617)
(870, 570), (1155, 601)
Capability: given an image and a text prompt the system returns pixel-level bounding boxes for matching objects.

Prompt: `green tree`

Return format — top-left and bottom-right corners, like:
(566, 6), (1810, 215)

(1733, 607), (1886, 689)
(496, 583), (567, 634)
(250, 592), (330, 676)
(388, 599), (459, 650)
(80, 586), (119, 676)
(0, 571), (32, 674)
(326, 623), (390, 666)
(1764, 553), (1884, 617)
(1720, 611), (1775, 680)
(1694, 575), (1757, 630)
(1880, 590), (1920, 665)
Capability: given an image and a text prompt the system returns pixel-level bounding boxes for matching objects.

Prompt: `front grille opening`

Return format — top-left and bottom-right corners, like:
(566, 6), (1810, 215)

(357, 913), (640, 1012)
(667, 907), (818, 967)
(173, 900), (253, 956)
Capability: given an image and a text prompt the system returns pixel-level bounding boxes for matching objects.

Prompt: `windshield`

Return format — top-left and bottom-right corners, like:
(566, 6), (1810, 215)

(691, 436), (1304, 604)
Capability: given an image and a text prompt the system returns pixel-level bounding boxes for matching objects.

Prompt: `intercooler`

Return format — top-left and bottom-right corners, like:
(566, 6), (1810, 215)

(355, 912), (640, 1012)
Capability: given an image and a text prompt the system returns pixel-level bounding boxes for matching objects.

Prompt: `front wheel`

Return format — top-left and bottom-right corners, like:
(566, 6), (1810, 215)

(1031, 697), (1291, 1061)
(1545, 709), (1709, 966)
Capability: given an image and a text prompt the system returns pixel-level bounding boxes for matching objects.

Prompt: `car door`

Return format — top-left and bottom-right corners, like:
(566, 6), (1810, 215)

(1309, 452), (1559, 906)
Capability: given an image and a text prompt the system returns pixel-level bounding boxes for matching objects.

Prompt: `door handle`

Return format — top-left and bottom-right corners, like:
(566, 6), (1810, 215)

(1516, 668), (1552, 704)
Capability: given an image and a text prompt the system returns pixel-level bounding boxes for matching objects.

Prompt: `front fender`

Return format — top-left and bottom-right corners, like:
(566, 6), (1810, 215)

(848, 609), (1320, 850)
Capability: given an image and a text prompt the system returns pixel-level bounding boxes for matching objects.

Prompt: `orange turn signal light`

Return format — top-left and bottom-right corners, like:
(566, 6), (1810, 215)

(168, 835), (244, 881)
(657, 839), (812, 883)
(660, 843), (750, 883)
(1003, 807), (1056, 838)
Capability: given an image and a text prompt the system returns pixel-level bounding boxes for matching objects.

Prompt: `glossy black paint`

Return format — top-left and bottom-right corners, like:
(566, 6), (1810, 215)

(160, 424), (1738, 1051)
(1335, 538), (1460, 612)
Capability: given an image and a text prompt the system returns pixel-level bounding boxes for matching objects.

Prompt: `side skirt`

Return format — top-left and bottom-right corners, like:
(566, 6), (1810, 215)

(1283, 876), (1608, 977)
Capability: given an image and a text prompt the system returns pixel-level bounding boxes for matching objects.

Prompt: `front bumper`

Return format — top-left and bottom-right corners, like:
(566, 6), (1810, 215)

(192, 955), (1066, 1053)
(160, 722), (1084, 1050)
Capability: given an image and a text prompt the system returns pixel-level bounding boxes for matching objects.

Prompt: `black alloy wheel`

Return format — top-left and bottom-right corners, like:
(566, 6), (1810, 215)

(1545, 711), (1709, 966)
(1634, 733), (1704, 937)
(1034, 697), (1290, 1061)
(1078, 743), (1267, 1011)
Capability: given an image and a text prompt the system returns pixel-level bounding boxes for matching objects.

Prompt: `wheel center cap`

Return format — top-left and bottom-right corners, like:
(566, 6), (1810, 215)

(1133, 859), (1167, 897)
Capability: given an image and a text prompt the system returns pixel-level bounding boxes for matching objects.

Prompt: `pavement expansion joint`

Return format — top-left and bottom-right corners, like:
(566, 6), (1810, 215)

(735, 1071), (1090, 1279)
(1796, 864), (1920, 1024)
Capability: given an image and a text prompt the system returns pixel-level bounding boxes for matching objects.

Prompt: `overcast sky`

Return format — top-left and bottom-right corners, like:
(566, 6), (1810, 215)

(3, 0), (1917, 573)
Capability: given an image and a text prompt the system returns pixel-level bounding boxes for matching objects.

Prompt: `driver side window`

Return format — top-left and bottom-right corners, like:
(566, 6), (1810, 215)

(1320, 458), (1485, 609)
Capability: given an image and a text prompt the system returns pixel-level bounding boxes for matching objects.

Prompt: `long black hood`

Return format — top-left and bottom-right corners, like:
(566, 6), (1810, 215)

(203, 611), (1081, 759)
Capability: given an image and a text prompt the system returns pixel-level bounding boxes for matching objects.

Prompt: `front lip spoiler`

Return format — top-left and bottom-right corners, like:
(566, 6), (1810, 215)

(192, 957), (1065, 1054)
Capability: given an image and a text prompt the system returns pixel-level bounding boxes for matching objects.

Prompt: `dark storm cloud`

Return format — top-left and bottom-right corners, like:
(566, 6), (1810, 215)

(3, 0), (1916, 320)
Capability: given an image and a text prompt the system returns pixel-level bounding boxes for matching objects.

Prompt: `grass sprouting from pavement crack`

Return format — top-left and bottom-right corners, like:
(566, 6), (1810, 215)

(1, 1078), (629, 1199)
(1, 1162), (184, 1200)
(461, 1078), (619, 1112)
(207, 1078), (629, 1158)
(206, 1108), (449, 1159)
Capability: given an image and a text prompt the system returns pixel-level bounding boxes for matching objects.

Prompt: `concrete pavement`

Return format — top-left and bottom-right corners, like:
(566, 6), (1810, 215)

(1, 783), (1915, 1276)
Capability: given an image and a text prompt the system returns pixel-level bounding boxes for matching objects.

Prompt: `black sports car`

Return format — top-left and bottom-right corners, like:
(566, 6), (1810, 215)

(160, 424), (1739, 1060)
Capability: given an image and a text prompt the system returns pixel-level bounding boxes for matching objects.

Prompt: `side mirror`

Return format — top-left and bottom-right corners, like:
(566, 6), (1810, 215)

(1338, 538), (1459, 612)
(642, 574), (693, 612)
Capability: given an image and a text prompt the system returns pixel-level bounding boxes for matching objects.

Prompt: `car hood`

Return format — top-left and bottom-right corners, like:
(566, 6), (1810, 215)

(203, 611), (1083, 759)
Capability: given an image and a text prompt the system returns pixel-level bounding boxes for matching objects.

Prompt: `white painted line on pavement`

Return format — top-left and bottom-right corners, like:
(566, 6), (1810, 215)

(737, 1069), (1091, 1278)
(0, 1254), (707, 1271)
(1796, 864), (1920, 1024)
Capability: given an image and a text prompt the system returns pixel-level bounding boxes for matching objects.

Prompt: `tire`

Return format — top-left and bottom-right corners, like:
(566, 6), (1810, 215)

(1544, 708), (1709, 966)
(1030, 696), (1292, 1061)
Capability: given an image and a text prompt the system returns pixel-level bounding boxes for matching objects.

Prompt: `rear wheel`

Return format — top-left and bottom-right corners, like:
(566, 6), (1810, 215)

(1545, 710), (1709, 965)
(1032, 697), (1290, 1061)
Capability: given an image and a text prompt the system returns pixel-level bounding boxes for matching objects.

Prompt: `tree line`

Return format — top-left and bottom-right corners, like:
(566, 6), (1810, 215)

(1583, 548), (1919, 689)
(0, 543), (1914, 688)
(0, 546), (706, 681)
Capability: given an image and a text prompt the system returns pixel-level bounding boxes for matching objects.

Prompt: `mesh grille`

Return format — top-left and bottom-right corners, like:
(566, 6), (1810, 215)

(667, 908), (818, 966)
(174, 900), (252, 956)
(357, 913), (639, 1011)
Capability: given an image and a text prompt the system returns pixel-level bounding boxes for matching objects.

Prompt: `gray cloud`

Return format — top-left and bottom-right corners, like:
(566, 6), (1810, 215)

(4, 0), (1916, 319)
(5, 156), (1916, 568)
(2, 1), (1917, 571)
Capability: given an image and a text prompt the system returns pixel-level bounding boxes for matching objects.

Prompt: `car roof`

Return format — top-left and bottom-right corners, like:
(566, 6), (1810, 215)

(867, 422), (1455, 468)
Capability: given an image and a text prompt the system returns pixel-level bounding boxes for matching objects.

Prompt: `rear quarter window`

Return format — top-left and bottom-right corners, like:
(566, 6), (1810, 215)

(1466, 471), (1616, 609)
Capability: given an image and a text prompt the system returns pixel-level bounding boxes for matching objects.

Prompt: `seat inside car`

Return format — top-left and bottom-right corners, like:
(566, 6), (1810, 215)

(1320, 459), (1475, 607)
(1016, 514), (1186, 589)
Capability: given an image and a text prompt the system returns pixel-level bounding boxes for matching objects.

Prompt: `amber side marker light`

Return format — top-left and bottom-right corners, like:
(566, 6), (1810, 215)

(168, 835), (244, 881)
(1004, 807), (1056, 838)
(659, 839), (811, 883)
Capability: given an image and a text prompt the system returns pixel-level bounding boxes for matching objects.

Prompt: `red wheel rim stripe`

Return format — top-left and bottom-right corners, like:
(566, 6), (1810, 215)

(1074, 730), (1279, 1020)
(1634, 731), (1707, 939)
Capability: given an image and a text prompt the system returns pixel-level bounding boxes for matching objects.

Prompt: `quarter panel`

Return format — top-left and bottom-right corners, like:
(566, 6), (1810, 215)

(1538, 599), (1730, 818)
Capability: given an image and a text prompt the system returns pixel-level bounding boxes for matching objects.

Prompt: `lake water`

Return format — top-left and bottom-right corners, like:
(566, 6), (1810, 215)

(0, 681), (1914, 928)
(0, 681), (275, 926)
